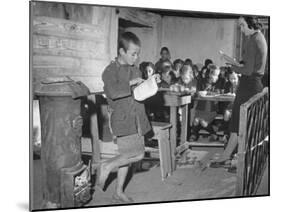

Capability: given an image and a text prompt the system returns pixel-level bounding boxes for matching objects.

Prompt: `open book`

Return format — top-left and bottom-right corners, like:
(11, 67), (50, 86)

(219, 50), (241, 66)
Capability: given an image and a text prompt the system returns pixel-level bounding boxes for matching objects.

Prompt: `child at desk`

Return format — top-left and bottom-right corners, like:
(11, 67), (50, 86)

(189, 64), (221, 142)
(139, 61), (155, 80)
(158, 59), (175, 88)
(219, 70), (239, 135)
(176, 64), (197, 94)
(173, 58), (184, 79)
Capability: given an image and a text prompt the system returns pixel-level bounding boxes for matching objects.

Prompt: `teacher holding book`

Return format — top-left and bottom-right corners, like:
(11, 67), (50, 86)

(210, 16), (268, 169)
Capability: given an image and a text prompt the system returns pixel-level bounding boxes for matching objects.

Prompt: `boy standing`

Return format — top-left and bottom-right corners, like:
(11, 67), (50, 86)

(98, 32), (154, 203)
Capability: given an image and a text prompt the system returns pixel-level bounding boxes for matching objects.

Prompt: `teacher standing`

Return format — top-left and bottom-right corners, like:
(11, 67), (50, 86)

(211, 16), (268, 168)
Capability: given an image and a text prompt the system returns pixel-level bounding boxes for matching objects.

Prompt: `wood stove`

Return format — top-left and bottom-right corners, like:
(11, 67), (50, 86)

(35, 79), (91, 208)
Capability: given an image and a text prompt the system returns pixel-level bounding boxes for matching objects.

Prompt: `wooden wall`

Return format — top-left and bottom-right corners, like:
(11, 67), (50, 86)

(31, 2), (118, 92)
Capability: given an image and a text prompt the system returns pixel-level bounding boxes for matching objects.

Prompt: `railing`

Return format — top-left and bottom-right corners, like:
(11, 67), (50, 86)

(236, 87), (269, 196)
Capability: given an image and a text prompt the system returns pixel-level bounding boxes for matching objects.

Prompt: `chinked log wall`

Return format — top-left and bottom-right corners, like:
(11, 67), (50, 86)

(32, 2), (118, 92)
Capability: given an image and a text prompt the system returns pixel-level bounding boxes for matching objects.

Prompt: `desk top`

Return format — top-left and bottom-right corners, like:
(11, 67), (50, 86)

(162, 92), (192, 106)
(194, 94), (235, 102)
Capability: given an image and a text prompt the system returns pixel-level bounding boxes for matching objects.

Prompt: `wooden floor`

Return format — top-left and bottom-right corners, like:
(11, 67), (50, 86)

(32, 133), (269, 210)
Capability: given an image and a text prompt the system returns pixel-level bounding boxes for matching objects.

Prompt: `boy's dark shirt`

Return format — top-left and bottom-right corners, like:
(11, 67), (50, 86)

(216, 76), (228, 90)
(102, 60), (151, 137)
(224, 81), (238, 94)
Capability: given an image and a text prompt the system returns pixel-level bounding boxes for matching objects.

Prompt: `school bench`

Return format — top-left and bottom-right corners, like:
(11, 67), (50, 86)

(86, 93), (174, 181)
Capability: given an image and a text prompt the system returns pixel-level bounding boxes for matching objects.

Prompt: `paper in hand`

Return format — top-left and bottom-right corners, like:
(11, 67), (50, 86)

(219, 50), (240, 66)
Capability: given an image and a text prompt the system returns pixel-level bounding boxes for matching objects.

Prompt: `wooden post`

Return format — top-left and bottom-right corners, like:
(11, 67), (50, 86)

(180, 104), (189, 145)
(87, 94), (100, 173)
(236, 104), (247, 196)
(170, 106), (177, 171)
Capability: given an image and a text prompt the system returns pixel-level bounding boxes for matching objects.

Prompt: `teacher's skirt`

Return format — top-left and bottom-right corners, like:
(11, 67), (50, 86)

(229, 74), (264, 133)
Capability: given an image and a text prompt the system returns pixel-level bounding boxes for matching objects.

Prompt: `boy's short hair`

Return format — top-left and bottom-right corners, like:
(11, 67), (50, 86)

(184, 58), (193, 66)
(118, 32), (141, 53)
(173, 59), (184, 67)
(160, 47), (170, 54)
(204, 59), (213, 67)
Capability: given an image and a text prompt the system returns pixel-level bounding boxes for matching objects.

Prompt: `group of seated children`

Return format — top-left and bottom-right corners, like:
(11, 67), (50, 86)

(140, 47), (240, 142)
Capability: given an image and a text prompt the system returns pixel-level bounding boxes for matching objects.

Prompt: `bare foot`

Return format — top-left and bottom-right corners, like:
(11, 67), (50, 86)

(112, 192), (134, 203)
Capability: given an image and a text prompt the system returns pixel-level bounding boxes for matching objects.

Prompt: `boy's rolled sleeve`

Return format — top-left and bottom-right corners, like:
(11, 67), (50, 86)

(102, 69), (132, 100)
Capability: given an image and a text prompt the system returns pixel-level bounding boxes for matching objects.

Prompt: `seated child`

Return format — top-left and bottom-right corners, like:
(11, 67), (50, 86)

(173, 58), (184, 79)
(151, 59), (175, 122)
(175, 64), (198, 124)
(139, 61), (155, 80)
(219, 70), (239, 134)
(155, 47), (172, 74)
(216, 66), (229, 91)
(192, 64), (200, 80)
(176, 64), (197, 94)
(190, 64), (221, 142)
(199, 59), (213, 82)
(158, 59), (175, 88)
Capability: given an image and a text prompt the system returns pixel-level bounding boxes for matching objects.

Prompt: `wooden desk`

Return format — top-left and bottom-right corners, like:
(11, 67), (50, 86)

(190, 94), (235, 148)
(161, 91), (192, 171)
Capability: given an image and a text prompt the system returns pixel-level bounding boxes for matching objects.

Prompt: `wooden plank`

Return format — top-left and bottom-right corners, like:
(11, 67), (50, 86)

(163, 93), (191, 106)
(33, 55), (80, 69)
(165, 129), (173, 176)
(175, 141), (190, 155)
(33, 2), (66, 19)
(188, 142), (225, 147)
(32, 59), (108, 76)
(33, 16), (105, 41)
(194, 95), (235, 102)
(33, 34), (107, 60)
(170, 106), (177, 171)
(33, 55), (108, 72)
(87, 94), (100, 172)
(180, 104), (188, 145)
(236, 103), (248, 196)
(118, 8), (159, 28)
(241, 87), (268, 109)
(32, 74), (104, 93)
(158, 129), (167, 180)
